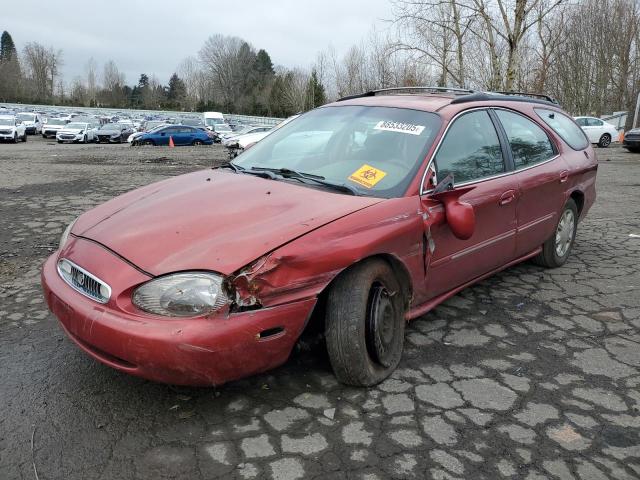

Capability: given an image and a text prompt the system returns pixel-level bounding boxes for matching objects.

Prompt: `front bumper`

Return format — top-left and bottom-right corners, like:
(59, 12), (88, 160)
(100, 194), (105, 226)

(623, 135), (640, 148)
(97, 135), (120, 143)
(57, 133), (83, 142)
(0, 131), (16, 140)
(41, 239), (316, 386)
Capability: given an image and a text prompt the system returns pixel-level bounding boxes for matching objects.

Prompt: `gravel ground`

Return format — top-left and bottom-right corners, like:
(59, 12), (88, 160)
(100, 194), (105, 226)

(1, 135), (639, 480)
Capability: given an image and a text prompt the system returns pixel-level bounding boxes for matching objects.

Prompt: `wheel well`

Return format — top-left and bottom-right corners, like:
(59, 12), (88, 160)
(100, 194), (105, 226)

(297, 254), (414, 345)
(570, 190), (584, 216)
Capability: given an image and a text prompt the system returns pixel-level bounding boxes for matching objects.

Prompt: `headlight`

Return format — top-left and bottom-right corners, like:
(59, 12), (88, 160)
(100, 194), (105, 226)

(132, 272), (228, 317)
(59, 218), (77, 249)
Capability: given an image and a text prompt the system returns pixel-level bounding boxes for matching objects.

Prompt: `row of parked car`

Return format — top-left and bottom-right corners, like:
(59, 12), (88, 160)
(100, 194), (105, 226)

(0, 108), (284, 147)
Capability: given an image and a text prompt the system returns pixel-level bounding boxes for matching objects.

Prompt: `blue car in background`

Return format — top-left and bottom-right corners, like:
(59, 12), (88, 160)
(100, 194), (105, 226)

(133, 125), (214, 146)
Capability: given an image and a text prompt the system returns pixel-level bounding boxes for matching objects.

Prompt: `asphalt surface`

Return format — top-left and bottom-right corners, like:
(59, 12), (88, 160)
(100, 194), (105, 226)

(1, 135), (639, 480)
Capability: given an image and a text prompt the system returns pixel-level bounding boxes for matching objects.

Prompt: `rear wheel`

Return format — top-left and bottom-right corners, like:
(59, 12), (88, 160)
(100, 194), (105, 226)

(533, 198), (578, 268)
(192, 139), (204, 146)
(325, 259), (406, 386)
(598, 133), (611, 148)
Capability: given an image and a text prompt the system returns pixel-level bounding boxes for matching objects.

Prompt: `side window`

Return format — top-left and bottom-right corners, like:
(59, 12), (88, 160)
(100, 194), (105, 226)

(495, 110), (556, 169)
(575, 118), (587, 127)
(434, 110), (504, 184)
(535, 108), (589, 150)
(587, 118), (603, 127)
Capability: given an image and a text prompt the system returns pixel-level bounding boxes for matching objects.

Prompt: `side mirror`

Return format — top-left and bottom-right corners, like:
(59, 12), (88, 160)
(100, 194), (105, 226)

(431, 175), (476, 240)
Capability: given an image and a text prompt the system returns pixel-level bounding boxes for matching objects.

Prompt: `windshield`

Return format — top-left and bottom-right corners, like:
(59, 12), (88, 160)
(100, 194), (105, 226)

(233, 105), (441, 198)
(205, 117), (224, 126)
(0, 118), (15, 126)
(144, 121), (164, 131)
(214, 124), (232, 132)
(17, 113), (35, 122)
(65, 123), (87, 129)
(99, 123), (121, 131)
(47, 119), (67, 125)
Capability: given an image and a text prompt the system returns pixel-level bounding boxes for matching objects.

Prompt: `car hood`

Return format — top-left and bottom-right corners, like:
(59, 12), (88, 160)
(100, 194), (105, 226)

(72, 169), (382, 276)
(59, 128), (84, 134)
(98, 128), (120, 134)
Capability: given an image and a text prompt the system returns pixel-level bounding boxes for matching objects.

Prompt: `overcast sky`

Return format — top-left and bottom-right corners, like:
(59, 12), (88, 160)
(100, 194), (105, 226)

(4, 0), (393, 86)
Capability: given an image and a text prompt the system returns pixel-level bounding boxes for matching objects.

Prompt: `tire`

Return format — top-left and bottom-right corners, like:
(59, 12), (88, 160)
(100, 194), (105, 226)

(598, 133), (611, 148)
(82, 134), (88, 144)
(625, 147), (640, 153)
(142, 139), (154, 146)
(325, 259), (406, 386)
(533, 198), (578, 268)
(13, 133), (19, 143)
(57, 140), (63, 144)
(192, 139), (204, 146)
(22, 132), (27, 142)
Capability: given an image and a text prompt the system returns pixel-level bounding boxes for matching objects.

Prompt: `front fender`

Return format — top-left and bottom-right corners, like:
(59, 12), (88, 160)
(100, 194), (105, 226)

(229, 196), (425, 308)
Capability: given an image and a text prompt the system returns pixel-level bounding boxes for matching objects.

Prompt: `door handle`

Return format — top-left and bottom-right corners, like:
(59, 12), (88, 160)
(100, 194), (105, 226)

(560, 170), (569, 183)
(499, 190), (516, 206)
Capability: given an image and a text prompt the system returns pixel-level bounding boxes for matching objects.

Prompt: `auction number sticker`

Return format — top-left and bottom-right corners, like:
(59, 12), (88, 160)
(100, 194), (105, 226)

(349, 164), (387, 189)
(374, 120), (425, 135)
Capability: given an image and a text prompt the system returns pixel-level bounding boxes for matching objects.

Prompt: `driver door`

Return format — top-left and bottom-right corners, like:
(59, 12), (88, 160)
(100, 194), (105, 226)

(421, 109), (518, 299)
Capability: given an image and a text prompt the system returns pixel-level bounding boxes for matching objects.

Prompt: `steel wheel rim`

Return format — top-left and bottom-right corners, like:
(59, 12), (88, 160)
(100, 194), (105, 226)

(555, 209), (575, 257)
(365, 282), (396, 368)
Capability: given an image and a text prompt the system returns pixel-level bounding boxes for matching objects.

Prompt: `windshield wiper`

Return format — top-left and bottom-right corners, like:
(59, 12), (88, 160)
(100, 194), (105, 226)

(219, 162), (278, 179)
(250, 167), (359, 195)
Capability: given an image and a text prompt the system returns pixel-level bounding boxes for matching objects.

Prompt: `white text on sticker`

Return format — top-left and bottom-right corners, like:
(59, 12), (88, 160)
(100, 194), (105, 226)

(374, 120), (425, 135)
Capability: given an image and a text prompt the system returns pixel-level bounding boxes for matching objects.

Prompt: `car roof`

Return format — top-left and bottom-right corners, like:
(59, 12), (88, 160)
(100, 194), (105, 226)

(325, 87), (563, 118)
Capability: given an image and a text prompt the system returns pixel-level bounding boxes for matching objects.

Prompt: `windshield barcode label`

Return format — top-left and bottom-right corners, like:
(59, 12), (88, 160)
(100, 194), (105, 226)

(374, 121), (425, 135)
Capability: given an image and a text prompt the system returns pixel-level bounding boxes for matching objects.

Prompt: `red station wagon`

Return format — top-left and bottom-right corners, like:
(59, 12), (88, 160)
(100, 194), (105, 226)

(41, 87), (597, 386)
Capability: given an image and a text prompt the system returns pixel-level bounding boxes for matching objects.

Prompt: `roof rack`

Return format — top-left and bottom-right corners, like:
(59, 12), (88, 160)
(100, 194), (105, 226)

(450, 91), (560, 106)
(337, 86), (476, 102)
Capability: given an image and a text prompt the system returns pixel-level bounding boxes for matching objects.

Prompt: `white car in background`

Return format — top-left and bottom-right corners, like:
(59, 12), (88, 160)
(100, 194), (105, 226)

(574, 116), (619, 148)
(224, 115), (300, 157)
(0, 115), (27, 142)
(220, 125), (272, 143)
(56, 122), (97, 144)
(42, 118), (69, 138)
(16, 112), (43, 134)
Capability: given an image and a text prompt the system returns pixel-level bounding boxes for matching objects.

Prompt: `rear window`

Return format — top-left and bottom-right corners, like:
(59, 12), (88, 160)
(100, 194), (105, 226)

(535, 108), (589, 150)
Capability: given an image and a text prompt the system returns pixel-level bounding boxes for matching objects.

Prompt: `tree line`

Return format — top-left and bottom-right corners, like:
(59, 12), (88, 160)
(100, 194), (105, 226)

(0, 0), (639, 123)
(0, 31), (327, 117)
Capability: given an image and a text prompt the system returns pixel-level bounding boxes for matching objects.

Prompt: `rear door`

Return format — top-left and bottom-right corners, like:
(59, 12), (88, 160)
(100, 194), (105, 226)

(423, 109), (518, 298)
(493, 109), (565, 256)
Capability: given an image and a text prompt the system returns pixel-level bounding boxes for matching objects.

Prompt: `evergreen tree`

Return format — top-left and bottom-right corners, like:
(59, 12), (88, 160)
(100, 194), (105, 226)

(0, 31), (17, 61)
(305, 70), (326, 109)
(0, 31), (22, 101)
(167, 73), (187, 108)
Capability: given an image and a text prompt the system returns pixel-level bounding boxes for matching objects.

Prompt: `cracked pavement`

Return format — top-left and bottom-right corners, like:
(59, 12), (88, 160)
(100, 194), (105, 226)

(1, 136), (639, 479)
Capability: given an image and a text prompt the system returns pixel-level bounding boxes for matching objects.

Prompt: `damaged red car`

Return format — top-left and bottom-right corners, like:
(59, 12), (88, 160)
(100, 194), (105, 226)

(42, 87), (597, 386)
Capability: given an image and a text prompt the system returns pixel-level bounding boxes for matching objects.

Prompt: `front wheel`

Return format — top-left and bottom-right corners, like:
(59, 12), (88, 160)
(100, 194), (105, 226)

(533, 198), (578, 268)
(22, 132), (27, 142)
(142, 139), (154, 146)
(325, 259), (406, 386)
(598, 133), (611, 148)
(13, 133), (18, 143)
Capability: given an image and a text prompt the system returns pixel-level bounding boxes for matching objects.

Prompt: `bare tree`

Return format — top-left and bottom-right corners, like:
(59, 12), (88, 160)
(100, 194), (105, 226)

(23, 42), (63, 101)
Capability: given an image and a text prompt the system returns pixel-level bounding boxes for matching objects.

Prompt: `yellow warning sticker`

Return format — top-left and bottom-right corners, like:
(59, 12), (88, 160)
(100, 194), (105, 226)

(348, 164), (387, 189)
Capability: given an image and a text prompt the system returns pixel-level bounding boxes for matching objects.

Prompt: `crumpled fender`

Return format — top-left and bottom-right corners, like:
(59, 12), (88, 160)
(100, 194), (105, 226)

(227, 196), (426, 309)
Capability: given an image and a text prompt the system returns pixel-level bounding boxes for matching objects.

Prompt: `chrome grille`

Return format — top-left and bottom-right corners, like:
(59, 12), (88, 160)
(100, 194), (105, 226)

(57, 259), (111, 304)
